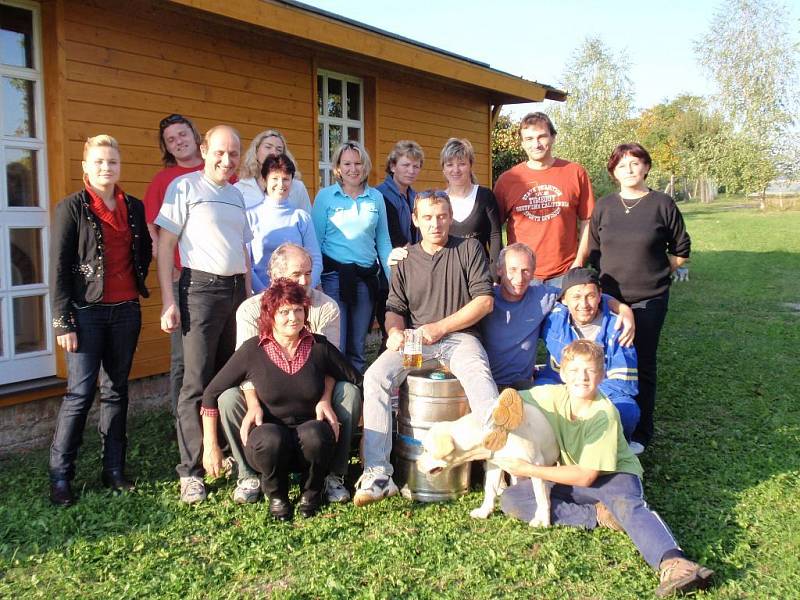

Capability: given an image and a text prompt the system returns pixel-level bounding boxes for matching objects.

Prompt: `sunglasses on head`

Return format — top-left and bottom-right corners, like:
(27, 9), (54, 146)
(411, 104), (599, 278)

(159, 114), (189, 131)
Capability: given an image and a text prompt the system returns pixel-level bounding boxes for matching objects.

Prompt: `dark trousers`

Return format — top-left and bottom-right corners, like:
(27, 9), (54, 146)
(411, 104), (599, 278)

(169, 280), (183, 417)
(630, 292), (669, 446)
(244, 419), (335, 501)
(49, 301), (141, 481)
(175, 269), (245, 478)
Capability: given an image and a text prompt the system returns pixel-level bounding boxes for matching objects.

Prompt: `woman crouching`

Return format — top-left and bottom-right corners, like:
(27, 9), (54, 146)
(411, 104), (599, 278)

(200, 279), (361, 519)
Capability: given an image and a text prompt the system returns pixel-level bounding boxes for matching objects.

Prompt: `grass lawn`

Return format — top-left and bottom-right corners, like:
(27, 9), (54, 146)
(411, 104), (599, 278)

(2, 200), (799, 599)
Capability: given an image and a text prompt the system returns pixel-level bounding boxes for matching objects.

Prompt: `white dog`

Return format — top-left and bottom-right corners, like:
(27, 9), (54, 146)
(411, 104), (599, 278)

(417, 401), (560, 527)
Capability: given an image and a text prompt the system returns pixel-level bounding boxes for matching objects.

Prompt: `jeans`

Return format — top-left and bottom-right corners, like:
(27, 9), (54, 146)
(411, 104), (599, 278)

(630, 293), (669, 446)
(218, 381), (362, 480)
(501, 472), (681, 569)
(176, 269), (246, 478)
(533, 274), (565, 289)
(244, 419), (335, 500)
(362, 332), (498, 476)
(321, 272), (374, 373)
(169, 280), (184, 417)
(49, 301), (141, 481)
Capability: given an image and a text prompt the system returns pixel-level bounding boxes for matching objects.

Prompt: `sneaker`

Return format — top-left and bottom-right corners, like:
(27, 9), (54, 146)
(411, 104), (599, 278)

(352, 469), (398, 507)
(232, 477), (261, 504)
(324, 473), (351, 503)
(179, 476), (207, 504)
(656, 557), (714, 597)
(629, 441), (646, 455)
(595, 502), (624, 531)
(483, 388), (524, 451)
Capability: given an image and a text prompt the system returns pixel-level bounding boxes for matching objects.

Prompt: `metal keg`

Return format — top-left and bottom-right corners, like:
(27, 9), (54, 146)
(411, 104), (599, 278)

(393, 368), (471, 502)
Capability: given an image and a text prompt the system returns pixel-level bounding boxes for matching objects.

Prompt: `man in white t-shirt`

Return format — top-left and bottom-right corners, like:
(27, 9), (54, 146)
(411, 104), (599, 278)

(156, 124), (253, 504)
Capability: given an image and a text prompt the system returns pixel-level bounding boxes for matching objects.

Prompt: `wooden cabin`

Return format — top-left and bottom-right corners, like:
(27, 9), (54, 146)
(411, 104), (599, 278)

(0, 0), (563, 417)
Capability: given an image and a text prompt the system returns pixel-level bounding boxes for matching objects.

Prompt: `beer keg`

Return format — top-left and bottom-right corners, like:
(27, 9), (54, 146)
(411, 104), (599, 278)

(393, 368), (471, 502)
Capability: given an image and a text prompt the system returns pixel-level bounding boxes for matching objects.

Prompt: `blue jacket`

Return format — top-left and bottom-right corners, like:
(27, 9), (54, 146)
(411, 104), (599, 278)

(537, 297), (638, 404)
(376, 174), (416, 247)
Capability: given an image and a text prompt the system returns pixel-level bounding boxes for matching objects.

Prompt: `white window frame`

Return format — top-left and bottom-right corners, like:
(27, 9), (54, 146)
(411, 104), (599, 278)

(317, 70), (364, 188)
(0, 0), (53, 384)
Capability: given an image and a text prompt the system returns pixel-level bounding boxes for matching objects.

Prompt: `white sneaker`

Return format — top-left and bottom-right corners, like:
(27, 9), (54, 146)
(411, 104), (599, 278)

(324, 473), (351, 503)
(233, 477), (261, 504)
(629, 441), (646, 456)
(179, 476), (207, 504)
(353, 469), (398, 507)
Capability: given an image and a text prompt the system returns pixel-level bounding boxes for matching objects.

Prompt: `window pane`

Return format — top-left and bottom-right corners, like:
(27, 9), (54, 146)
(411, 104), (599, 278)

(317, 75), (323, 116)
(6, 147), (39, 207)
(2, 77), (35, 137)
(13, 295), (46, 354)
(327, 77), (342, 118)
(318, 122), (325, 162)
(346, 82), (361, 120)
(348, 127), (361, 144)
(10, 228), (43, 285)
(1, 5), (33, 68)
(328, 125), (342, 162)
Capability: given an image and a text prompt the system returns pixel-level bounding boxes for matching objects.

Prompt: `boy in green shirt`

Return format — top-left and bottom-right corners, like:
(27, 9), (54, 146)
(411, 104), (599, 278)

(496, 339), (713, 597)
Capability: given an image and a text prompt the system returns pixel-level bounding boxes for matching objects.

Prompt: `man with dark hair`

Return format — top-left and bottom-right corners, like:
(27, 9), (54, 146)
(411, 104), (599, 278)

(355, 190), (523, 507)
(536, 267), (640, 442)
(156, 125), (252, 504)
(143, 114), (204, 414)
(493, 112), (594, 287)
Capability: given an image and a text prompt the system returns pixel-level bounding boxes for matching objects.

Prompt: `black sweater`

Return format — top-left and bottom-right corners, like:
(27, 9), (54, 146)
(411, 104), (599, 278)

(588, 190), (690, 304)
(50, 190), (152, 334)
(448, 186), (502, 278)
(202, 334), (362, 426)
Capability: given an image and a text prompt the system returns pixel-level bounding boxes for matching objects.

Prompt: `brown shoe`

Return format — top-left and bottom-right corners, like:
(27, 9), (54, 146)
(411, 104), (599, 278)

(595, 502), (624, 531)
(656, 557), (714, 597)
(483, 388), (524, 451)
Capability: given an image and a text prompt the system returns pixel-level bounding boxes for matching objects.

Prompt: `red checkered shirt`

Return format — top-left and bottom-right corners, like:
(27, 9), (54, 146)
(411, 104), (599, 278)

(259, 328), (315, 375)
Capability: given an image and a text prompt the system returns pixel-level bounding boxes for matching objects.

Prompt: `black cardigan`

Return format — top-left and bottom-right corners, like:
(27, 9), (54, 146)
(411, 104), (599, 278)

(448, 186), (502, 279)
(50, 190), (152, 335)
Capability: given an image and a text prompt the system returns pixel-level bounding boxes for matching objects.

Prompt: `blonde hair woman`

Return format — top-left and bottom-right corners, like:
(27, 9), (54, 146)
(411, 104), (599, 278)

(311, 141), (391, 372)
(440, 138), (502, 275)
(236, 129), (312, 213)
(49, 135), (152, 506)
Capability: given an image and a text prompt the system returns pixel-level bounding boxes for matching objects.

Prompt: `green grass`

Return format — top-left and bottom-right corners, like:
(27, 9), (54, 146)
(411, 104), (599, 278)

(2, 199), (799, 599)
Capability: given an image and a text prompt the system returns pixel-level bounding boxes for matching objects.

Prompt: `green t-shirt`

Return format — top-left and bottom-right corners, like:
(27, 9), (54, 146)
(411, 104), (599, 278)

(521, 385), (643, 478)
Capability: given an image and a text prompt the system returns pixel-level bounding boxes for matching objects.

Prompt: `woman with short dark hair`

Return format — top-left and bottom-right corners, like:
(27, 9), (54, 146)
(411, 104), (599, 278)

(588, 142), (691, 454)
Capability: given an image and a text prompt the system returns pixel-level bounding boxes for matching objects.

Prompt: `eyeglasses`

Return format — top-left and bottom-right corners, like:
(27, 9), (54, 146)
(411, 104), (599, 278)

(415, 189), (450, 200)
(159, 114), (189, 131)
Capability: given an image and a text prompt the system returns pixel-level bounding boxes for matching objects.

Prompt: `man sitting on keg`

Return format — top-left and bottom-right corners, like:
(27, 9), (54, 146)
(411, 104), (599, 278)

(354, 190), (523, 507)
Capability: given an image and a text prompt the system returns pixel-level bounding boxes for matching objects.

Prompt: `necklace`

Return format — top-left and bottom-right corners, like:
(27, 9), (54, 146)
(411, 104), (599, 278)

(619, 195), (645, 214)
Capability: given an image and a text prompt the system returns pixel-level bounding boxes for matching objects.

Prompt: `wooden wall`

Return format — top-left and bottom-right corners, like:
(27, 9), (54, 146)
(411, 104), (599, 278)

(45, 0), (491, 381)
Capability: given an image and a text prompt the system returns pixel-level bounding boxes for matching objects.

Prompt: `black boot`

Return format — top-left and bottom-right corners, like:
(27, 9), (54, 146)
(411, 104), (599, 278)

(101, 470), (135, 492)
(50, 480), (75, 507)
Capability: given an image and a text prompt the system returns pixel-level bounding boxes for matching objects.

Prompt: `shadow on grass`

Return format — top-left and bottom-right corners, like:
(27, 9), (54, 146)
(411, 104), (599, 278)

(642, 249), (800, 592)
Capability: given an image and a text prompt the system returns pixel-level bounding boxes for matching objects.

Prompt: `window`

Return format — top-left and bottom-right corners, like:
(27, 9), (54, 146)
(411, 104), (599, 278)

(1, 1), (51, 384)
(317, 70), (363, 188)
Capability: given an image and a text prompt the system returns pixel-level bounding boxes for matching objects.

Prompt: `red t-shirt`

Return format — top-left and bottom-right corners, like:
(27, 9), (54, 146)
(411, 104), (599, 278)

(494, 159), (594, 280)
(86, 185), (138, 303)
(143, 163), (203, 269)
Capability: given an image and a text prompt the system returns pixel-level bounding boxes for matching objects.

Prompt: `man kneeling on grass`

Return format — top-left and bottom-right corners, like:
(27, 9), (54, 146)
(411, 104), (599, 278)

(496, 340), (713, 597)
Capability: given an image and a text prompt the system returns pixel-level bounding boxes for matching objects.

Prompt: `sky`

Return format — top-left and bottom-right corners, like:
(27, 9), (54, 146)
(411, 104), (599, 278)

(299, 0), (794, 117)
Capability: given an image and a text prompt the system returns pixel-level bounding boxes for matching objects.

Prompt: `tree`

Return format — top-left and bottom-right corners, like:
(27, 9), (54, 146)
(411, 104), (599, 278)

(695, 0), (798, 201)
(491, 113), (526, 184)
(548, 36), (635, 198)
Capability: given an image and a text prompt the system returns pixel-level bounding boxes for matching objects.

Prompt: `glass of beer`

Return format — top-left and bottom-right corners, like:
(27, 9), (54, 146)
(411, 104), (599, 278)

(402, 328), (423, 368)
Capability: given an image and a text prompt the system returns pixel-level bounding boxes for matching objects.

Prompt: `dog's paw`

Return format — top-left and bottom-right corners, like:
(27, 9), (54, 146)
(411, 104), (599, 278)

(528, 516), (550, 528)
(470, 506), (493, 519)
